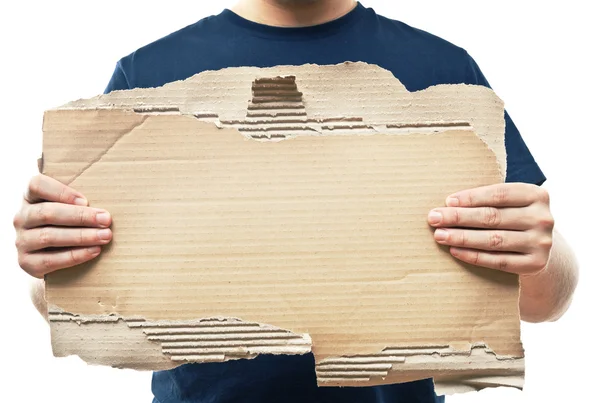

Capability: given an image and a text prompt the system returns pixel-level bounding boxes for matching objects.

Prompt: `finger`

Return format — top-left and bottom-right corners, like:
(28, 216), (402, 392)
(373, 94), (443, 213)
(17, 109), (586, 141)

(448, 247), (547, 275)
(433, 228), (534, 253)
(17, 227), (112, 252)
(446, 183), (547, 208)
(25, 174), (88, 206)
(22, 203), (111, 229)
(428, 206), (538, 230)
(18, 246), (102, 278)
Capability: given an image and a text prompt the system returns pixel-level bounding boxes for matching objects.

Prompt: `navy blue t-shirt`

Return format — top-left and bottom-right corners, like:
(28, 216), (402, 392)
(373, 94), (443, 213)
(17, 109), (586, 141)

(105, 3), (545, 403)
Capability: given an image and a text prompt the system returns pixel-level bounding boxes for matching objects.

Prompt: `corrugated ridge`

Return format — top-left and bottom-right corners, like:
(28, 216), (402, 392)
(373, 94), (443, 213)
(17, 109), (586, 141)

(146, 334), (304, 342)
(48, 311), (312, 363)
(133, 106), (180, 113)
(193, 113), (219, 119)
(246, 111), (307, 118)
(218, 75), (476, 139)
(316, 344), (515, 384)
(386, 122), (470, 129)
(143, 327), (293, 335)
(242, 76), (307, 138)
(247, 103), (306, 110)
(150, 321), (310, 360)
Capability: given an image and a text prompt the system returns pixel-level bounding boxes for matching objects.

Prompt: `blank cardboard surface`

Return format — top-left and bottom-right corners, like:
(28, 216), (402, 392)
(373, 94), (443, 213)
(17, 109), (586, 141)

(43, 63), (523, 395)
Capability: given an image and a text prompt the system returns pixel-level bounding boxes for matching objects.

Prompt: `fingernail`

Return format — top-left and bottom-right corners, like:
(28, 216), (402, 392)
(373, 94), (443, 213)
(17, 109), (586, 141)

(74, 197), (88, 206)
(87, 246), (101, 255)
(97, 229), (112, 241)
(446, 196), (460, 207)
(428, 211), (443, 225)
(434, 229), (449, 242)
(96, 212), (111, 227)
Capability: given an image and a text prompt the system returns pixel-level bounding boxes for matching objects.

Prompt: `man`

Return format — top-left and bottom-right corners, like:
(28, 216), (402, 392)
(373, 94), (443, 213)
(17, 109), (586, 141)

(13, 1), (578, 402)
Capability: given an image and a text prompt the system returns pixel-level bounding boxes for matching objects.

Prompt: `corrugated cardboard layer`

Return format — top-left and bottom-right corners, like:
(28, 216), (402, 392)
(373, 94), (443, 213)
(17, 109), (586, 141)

(49, 307), (312, 370)
(43, 63), (523, 395)
(59, 62), (507, 178)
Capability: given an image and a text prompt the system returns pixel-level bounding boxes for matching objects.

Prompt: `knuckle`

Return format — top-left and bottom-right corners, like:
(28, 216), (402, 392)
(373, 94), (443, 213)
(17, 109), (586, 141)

(41, 255), (55, 273)
(483, 207), (502, 228)
(537, 187), (550, 204)
(77, 208), (87, 226)
(68, 249), (79, 266)
(455, 231), (467, 247)
(57, 185), (68, 204)
(12, 213), (23, 229)
(538, 235), (553, 250)
(14, 234), (25, 251)
(17, 254), (28, 270)
(34, 204), (52, 225)
(492, 186), (509, 205)
(461, 231), (470, 247)
(538, 213), (555, 230)
(489, 232), (504, 249)
(496, 258), (509, 272)
(530, 255), (548, 272)
(451, 209), (461, 225)
(467, 193), (475, 207)
(78, 229), (86, 245)
(28, 175), (42, 197)
(38, 227), (53, 247)
(29, 267), (44, 278)
(18, 255), (41, 277)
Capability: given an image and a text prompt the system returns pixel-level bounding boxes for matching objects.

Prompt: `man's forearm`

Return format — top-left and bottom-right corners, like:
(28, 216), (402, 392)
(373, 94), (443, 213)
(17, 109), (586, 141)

(519, 230), (578, 323)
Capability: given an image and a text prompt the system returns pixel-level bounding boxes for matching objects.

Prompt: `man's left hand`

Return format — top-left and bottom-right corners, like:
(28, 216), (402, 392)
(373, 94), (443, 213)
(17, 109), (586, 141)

(428, 183), (554, 275)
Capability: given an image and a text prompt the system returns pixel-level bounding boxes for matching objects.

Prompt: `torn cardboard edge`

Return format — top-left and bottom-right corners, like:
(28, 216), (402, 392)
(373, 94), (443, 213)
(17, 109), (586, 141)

(51, 62), (507, 178)
(49, 307), (523, 395)
(49, 306), (312, 364)
(43, 62), (521, 396)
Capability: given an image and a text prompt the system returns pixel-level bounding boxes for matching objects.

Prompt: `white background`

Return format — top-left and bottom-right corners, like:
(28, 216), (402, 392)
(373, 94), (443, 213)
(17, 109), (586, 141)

(0, 1), (597, 402)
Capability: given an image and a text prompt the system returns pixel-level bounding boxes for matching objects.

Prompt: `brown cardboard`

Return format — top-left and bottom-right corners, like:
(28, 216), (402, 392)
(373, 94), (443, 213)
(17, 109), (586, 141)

(42, 63), (523, 395)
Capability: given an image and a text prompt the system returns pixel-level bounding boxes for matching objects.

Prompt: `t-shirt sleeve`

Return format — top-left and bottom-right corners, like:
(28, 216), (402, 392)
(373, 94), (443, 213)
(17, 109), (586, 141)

(463, 51), (546, 185)
(104, 61), (131, 94)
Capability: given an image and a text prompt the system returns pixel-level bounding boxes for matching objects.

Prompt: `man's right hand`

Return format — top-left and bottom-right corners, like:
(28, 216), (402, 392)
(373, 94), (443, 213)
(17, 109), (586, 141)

(13, 174), (112, 278)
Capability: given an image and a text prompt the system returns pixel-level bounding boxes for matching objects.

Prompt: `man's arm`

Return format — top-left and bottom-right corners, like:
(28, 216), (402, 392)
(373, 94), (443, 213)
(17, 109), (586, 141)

(428, 183), (578, 323)
(519, 230), (578, 322)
